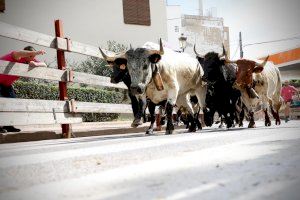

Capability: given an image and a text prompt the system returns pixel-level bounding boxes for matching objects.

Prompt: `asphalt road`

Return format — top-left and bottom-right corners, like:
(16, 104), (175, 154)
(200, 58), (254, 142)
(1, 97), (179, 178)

(0, 120), (300, 200)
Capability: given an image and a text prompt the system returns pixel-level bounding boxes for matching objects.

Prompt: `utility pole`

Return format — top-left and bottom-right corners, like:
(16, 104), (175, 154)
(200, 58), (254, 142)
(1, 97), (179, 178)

(239, 32), (244, 58)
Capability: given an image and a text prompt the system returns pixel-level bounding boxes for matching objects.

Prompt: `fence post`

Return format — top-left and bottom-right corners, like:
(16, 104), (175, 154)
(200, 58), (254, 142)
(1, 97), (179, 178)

(55, 19), (71, 138)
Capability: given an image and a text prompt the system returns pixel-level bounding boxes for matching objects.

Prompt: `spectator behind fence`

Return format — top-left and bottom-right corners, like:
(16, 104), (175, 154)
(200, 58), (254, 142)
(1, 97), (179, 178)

(0, 46), (47, 133)
(281, 80), (299, 122)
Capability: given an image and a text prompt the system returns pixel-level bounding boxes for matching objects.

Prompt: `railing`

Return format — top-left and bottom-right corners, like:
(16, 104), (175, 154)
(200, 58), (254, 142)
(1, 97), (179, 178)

(0, 20), (131, 138)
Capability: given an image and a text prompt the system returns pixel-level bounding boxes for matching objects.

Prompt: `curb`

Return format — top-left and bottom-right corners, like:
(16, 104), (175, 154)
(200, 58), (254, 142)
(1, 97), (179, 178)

(0, 124), (186, 144)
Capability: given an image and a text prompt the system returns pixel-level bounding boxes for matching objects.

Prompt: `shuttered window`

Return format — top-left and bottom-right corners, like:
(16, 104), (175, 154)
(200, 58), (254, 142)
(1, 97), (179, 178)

(123, 0), (151, 26)
(0, 0), (5, 12)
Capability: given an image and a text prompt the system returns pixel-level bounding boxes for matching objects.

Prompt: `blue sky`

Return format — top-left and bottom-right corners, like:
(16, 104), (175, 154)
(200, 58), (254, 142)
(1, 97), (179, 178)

(167, 0), (300, 59)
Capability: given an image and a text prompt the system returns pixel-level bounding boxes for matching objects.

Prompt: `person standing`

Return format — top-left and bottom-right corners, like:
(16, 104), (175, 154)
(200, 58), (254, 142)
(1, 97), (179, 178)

(0, 46), (47, 133)
(281, 80), (299, 122)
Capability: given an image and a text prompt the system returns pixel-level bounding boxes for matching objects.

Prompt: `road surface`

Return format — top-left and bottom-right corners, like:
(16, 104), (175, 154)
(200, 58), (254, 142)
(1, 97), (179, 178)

(0, 120), (300, 200)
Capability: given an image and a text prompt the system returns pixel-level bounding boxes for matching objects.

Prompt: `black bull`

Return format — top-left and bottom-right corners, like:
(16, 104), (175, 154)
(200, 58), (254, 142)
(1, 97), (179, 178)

(109, 64), (145, 128)
(194, 48), (243, 128)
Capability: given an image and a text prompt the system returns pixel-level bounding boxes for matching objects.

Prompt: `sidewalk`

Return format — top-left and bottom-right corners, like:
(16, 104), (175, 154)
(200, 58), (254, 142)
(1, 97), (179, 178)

(0, 121), (185, 143)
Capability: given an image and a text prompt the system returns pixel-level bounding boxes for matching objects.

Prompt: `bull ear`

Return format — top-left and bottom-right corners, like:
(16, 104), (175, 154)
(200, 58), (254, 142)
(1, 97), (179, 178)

(149, 54), (161, 63)
(253, 66), (264, 73)
(115, 58), (127, 70)
(197, 56), (204, 65)
(253, 55), (269, 73)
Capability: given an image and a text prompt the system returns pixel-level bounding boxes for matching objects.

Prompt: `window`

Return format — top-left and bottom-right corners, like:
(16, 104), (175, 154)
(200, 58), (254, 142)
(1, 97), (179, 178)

(123, 0), (151, 26)
(0, 0), (5, 13)
(174, 26), (179, 32)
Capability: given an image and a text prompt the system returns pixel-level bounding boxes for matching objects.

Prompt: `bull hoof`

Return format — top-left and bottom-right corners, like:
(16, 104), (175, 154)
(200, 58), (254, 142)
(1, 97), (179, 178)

(131, 118), (142, 128)
(276, 119), (281, 125)
(265, 121), (271, 127)
(248, 122), (256, 128)
(226, 124), (233, 129)
(188, 126), (197, 132)
(197, 125), (202, 130)
(146, 129), (154, 135)
(165, 129), (173, 135)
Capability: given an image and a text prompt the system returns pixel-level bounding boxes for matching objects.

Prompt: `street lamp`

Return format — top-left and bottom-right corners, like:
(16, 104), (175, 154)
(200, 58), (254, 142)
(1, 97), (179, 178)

(178, 33), (187, 52)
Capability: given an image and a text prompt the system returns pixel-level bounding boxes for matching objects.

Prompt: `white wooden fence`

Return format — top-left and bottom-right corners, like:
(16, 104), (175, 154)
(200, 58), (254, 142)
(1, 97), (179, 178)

(0, 20), (132, 138)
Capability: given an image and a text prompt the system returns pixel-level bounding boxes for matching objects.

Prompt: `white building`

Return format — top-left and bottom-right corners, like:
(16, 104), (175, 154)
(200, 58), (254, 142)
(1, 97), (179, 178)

(166, 5), (182, 50)
(166, 0), (230, 56)
(0, 0), (168, 62)
(182, 15), (230, 56)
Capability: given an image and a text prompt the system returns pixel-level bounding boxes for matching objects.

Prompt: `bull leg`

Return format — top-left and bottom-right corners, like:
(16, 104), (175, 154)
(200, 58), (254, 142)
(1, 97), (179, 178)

(187, 113), (197, 132)
(268, 97), (281, 125)
(219, 115), (225, 128)
(195, 110), (202, 130)
(165, 102), (175, 135)
(238, 108), (245, 127)
(155, 107), (162, 131)
(203, 107), (214, 127)
(248, 111), (256, 128)
(270, 107), (281, 125)
(264, 108), (271, 126)
(224, 109), (234, 129)
(146, 101), (156, 135)
(129, 93), (143, 128)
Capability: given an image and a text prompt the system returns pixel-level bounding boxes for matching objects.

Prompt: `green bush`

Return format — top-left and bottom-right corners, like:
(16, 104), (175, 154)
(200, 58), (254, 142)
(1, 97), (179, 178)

(13, 81), (125, 122)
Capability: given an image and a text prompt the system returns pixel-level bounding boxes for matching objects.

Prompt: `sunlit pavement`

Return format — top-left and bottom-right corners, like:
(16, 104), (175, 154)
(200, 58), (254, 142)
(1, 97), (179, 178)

(0, 120), (300, 200)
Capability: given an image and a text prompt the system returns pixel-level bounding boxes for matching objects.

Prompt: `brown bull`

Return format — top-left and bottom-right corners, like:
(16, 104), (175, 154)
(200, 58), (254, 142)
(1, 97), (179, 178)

(226, 56), (282, 128)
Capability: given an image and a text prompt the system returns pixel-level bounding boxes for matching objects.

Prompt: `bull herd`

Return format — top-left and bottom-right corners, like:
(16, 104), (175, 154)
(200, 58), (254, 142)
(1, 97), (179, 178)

(99, 39), (283, 135)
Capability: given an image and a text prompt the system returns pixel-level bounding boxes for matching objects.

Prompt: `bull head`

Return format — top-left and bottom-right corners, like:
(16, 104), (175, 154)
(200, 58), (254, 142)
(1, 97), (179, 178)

(194, 44), (228, 83)
(227, 56), (269, 99)
(100, 39), (165, 95)
(129, 38), (165, 94)
(99, 48), (128, 83)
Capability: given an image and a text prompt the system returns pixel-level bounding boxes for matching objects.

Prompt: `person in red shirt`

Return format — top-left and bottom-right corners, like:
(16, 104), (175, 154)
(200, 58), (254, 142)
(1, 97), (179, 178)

(0, 46), (46, 133)
(281, 80), (299, 122)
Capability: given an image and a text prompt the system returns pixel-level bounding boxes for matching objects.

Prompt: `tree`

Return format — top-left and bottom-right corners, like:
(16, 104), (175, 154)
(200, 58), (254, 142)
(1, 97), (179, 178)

(76, 40), (128, 77)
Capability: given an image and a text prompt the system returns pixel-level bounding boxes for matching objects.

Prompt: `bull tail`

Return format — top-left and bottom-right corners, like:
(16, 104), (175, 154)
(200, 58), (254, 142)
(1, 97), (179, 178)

(273, 68), (282, 111)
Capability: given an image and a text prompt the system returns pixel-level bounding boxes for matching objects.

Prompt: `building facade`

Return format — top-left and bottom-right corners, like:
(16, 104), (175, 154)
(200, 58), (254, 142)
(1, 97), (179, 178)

(182, 15), (230, 56)
(166, 0), (230, 56)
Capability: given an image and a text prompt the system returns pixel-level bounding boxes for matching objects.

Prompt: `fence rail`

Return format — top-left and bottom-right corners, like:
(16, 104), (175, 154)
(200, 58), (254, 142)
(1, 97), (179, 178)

(0, 20), (131, 137)
(0, 21), (114, 58)
(0, 61), (127, 89)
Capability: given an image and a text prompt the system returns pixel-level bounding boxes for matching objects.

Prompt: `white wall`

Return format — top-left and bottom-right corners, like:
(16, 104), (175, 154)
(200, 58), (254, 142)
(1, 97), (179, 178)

(0, 0), (168, 63)
(166, 5), (181, 51)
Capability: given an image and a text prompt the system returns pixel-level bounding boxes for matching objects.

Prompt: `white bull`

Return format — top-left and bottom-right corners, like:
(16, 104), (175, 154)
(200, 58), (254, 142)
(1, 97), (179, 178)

(100, 39), (207, 134)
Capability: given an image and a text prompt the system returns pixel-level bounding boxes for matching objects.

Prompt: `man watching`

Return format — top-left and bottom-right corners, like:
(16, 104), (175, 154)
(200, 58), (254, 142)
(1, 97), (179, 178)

(0, 46), (47, 133)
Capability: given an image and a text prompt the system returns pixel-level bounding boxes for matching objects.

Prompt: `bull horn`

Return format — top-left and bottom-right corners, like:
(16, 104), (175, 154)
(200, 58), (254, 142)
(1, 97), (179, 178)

(147, 38), (164, 55)
(219, 44), (227, 59)
(224, 55), (237, 64)
(159, 38), (164, 55)
(219, 44), (226, 58)
(193, 44), (204, 58)
(129, 44), (133, 50)
(255, 55), (269, 67)
(99, 47), (115, 62)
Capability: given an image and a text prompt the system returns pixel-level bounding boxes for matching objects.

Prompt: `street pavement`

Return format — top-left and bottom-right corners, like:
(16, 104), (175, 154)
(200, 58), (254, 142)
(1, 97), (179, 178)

(0, 120), (300, 200)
